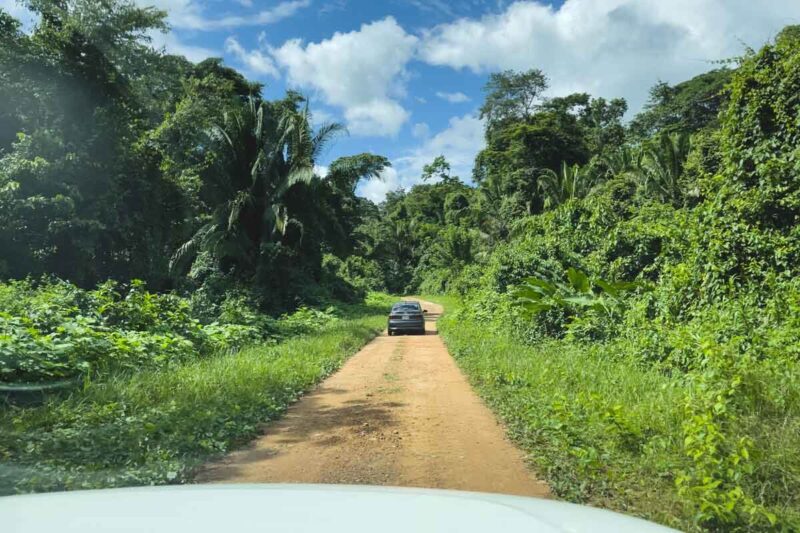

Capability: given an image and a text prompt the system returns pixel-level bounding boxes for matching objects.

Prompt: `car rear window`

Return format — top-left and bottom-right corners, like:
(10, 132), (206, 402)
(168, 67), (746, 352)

(392, 304), (420, 312)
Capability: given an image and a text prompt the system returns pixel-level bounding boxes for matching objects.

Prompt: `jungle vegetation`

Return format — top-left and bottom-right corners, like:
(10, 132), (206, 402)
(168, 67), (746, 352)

(1, 1), (799, 530)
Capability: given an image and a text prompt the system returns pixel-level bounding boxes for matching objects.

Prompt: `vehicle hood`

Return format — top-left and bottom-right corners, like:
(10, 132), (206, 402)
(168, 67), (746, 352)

(1, 484), (679, 532)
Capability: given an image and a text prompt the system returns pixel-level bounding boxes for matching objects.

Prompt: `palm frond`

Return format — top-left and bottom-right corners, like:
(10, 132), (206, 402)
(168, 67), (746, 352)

(311, 121), (348, 160)
(169, 223), (218, 273)
(227, 191), (253, 231)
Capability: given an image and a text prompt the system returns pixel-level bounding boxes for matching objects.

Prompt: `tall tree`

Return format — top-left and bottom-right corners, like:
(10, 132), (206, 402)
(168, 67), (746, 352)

(0, 0), (180, 286)
(629, 69), (732, 139)
(479, 69), (549, 130)
(170, 95), (345, 277)
(421, 155), (460, 185)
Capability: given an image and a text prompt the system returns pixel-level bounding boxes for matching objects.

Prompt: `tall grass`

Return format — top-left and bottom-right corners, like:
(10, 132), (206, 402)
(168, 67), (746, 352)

(0, 296), (392, 494)
(436, 308), (800, 531)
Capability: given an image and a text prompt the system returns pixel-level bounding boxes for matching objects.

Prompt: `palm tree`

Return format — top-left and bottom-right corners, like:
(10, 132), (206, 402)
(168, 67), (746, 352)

(170, 96), (345, 274)
(326, 153), (389, 196)
(477, 176), (511, 241)
(601, 144), (645, 180)
(537, 161), (595, 209)
(642, 132), (691, 206)
(600, 134), (690, 206)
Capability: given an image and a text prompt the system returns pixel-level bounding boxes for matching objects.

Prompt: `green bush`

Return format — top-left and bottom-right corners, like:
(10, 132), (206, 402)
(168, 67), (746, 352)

(0, 279), (351, 384)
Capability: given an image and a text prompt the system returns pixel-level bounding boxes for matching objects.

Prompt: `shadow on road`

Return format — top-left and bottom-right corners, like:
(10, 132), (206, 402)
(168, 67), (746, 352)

(219, 395), (407, 470)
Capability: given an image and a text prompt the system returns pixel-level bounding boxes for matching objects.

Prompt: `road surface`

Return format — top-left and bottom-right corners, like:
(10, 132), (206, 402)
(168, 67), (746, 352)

(196, 300), (549, 497)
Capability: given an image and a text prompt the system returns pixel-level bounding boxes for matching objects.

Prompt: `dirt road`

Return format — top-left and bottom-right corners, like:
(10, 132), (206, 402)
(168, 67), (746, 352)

(196, 301), (550, 497)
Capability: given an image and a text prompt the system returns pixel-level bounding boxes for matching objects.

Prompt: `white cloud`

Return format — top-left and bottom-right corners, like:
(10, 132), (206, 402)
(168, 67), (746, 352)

(225, 37), (279, 77)
(360, 167), (401, 203)
(138, 0), (310, 31)
(271, 17), (418, 136)
(343, 100), (409, 137)
(407, 0), (456, 18)
(436, 91), (471, 103)
(394, 114), (485, 186)
(419, 0), (800, 113)
(319, 0), (348, 15)
(412, 122), (431, 139)
(310, 107), (337, 126)
(357, 113), (485, 201)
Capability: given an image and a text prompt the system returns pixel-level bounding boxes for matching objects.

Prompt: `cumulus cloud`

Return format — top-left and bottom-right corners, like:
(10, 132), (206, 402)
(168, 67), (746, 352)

(359, 166), (402, 203)
(358, 113), (484, 201)
(436, 91), (471, 103)
(309, 107), (337, 126)
(412, 122), (431, 139)
(224, 37), (280, 77)
(137, 0), (310, 31)
(395, 114), (484, 185)
(418, 0), (800, 112)
(355, 113), (487, 202)
(271, 17), (418, 137)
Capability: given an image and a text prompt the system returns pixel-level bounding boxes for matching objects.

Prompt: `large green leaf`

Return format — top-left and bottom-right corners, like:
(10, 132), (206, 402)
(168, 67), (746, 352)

(567, 268), (591, 293)
(561, 295), (598, 308)
(521, 277), (557, 295)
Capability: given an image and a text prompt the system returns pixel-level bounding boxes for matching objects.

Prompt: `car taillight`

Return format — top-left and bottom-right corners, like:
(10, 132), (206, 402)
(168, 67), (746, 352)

(389, 314), (401, 319)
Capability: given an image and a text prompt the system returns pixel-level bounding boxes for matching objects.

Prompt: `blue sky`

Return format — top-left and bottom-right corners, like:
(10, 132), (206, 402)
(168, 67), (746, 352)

(4, 0), (800, 201)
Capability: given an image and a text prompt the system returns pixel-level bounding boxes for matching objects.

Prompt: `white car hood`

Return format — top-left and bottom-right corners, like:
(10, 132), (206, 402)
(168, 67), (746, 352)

(1, 484), (679, 532)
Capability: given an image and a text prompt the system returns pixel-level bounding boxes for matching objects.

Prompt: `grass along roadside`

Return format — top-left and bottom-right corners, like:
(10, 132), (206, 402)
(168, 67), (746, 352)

(435, 311), (692, 530)
(0, 294), (394, 495)
(369, 295), (799, 530)
(428, 297), (800, 531)
(436, 309), (800, 531)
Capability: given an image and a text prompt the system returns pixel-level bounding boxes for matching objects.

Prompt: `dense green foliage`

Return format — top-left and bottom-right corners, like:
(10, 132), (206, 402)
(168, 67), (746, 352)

(0, 278), (356, 384)
(2, 1), (800, 530)
(0, 1), (384, 308)
(375, 28), (800, 532)
(0, 293), (392, 494)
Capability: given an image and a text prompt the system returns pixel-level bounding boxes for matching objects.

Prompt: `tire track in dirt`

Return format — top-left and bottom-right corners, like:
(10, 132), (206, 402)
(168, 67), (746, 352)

(196, 300), (550, 497)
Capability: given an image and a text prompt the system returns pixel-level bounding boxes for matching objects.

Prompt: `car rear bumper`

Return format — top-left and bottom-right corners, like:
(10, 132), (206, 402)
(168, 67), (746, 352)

(388, 319), (425, 332)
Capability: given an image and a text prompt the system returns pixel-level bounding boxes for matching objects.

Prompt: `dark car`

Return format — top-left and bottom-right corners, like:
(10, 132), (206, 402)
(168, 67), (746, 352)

(388, 301), (426, 335)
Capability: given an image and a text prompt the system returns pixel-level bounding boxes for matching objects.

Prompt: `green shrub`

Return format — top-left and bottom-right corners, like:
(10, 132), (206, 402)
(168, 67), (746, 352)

(0, 278), (357, 384)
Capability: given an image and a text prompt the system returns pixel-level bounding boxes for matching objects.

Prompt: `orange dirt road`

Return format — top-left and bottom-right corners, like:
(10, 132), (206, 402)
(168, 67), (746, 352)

(196, 300), (550, 498)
